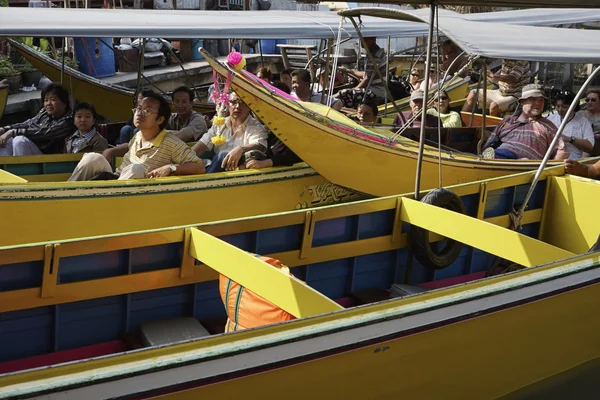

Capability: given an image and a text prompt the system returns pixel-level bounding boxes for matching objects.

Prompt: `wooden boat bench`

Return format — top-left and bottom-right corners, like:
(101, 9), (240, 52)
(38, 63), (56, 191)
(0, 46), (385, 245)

(278, 44), (317, 80)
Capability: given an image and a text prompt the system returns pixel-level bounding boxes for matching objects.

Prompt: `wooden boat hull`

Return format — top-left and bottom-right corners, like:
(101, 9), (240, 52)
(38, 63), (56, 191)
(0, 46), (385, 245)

(460, 110), (503, 127)
(203, 52), (571, 197)
(11, 40), (215, 121)
(0, 164), (364, 247)
(0, 83), (7, 120)
(0, 168), (599, 398)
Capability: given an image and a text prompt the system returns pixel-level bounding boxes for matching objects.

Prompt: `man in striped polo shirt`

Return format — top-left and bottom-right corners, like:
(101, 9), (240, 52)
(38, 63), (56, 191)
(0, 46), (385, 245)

(482, 84), (569, 160)
(68, 93), (205, 181)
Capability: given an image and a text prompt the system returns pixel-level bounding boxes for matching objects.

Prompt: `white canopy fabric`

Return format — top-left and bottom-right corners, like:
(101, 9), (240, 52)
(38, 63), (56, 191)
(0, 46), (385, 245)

(1, 8), (600, 40)
(315, 0), (600, 8)
(339, 7), (600, 63)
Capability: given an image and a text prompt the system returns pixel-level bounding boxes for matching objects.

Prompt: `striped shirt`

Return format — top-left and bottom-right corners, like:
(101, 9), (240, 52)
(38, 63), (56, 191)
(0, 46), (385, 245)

(498, 59), (530, 98)
(487, 114), (565, 159)
(117, 129), (201, 175)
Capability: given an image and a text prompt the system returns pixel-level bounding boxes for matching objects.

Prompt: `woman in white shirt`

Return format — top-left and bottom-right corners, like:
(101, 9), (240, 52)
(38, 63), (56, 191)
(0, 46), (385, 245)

(547, 92), (594, 160)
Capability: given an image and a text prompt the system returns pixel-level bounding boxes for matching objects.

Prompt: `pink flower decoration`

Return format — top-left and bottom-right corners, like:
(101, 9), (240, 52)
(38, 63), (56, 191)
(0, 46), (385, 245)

(227, 52), (243, 67)
(218, 92), (230, 106)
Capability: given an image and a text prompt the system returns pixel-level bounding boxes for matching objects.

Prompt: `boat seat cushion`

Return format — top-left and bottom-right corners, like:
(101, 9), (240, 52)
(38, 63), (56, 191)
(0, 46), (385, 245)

(140, 317), (210, 347)
(389, 284), (431, 299)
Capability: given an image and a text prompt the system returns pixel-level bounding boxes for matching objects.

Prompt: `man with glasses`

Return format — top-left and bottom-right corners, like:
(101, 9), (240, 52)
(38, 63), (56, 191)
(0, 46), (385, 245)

(577, 90), (600, 156)
(68, 93), (204, 181)
(192, 92), (268, 173)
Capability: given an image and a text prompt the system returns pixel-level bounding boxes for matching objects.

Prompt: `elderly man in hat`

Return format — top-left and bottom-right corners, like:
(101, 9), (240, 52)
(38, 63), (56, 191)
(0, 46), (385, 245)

(392, 89), (440, 129)
(482, 84), (569, 160)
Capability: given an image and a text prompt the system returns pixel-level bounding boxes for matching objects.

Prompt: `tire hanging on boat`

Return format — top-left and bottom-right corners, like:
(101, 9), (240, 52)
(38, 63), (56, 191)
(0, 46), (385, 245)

(409, 188), (466, 270)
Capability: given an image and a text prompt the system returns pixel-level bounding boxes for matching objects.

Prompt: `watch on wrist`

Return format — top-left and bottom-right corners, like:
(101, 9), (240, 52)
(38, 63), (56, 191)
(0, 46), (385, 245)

(570, 136), (575, 143)
(169, 164), (177, 174)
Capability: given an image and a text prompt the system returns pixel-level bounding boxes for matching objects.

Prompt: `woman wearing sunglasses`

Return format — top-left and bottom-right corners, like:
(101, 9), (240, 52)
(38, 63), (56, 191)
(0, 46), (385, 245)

(547, 92), (594, 160)
(427, 90), (463, 128)
(408, 68), (420, 92)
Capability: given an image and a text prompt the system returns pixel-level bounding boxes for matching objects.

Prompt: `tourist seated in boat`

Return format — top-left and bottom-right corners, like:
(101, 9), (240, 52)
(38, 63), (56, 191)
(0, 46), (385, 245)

(279, 68), (293, 91)
(64, 102), (108, 154)
(68, 92), (205, 181)
(118, 89), (154, 145)
(427, 90), (463, 128)
(462, 59), (530, 117)
(577, 90), (600, 154)
(192, 92), (268, 173)
(482, 84), (569, 160)
(0, 83), (73, 156)
(355, 99), (378, 124)
(313, 67), (345, 93)
(166, 86), (208, 143)
(337, 36), (387, 108)
(291, 69), (343, 111)
(408, 68), (420, 92)
(565, 158), (600, 179)
(546, 91), (594, 160)
(440, 39), (468, 78)
(257, 67), (273, 84)
(417, 67), (440, 91)
(392, 90), (441, 129)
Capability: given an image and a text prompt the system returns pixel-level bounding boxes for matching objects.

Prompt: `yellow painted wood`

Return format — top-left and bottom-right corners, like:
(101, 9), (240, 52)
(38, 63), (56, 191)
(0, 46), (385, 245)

(40, 245), (56, 298)
(540, 176), (600, 254)
(188, 228), (343, 318)
(300, 211), (315, 259)
(179, 228), (194, 279)
(0, 169), (28, 184)
(0, 153), (83, 165)
(400, 197), (575, 267)
(22, 173), (72, 182)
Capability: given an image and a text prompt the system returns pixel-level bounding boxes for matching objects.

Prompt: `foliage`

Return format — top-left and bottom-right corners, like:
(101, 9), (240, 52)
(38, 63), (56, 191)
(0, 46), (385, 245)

(0, 55), (18, 77)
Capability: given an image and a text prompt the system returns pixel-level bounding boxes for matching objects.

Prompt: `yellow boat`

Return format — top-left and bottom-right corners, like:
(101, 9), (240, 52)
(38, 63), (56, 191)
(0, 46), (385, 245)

(0, 83), (7, 120)
(203, 50), (584, 197)
(10, 40), (215, 122)
(0, 165), (598, 398)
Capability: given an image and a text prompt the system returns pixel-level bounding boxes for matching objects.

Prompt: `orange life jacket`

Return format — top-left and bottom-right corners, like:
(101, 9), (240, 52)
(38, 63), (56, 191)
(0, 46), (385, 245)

(219, 255), (298, 333)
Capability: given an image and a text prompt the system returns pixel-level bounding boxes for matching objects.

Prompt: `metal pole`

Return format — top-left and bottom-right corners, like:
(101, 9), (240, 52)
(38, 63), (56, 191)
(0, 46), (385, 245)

(322, 38), (333, 104)
(348, 17), (403, 118)
(384, 35), (390, 118)
(258, 40), (264, 68)
(413, 4), (437, 200)
(162, 42), (203, 104)
(135, 38), (146, 103)
(515, 64), (600, 226)
(478, 62), (487, 155)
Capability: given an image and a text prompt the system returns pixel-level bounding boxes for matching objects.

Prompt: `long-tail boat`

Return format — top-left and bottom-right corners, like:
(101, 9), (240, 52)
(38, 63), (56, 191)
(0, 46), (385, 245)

(0, 164), (599, 398)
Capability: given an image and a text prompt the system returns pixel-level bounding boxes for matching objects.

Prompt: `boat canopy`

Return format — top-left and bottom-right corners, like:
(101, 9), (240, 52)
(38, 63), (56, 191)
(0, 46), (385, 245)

(301, 0), (599, 8)
(1, 8), (600, 39)
(339, 7), (600, 63)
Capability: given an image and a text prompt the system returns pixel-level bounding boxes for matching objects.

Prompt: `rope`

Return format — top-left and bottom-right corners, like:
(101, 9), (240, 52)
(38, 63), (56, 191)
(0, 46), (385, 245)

(327, 17), (344, 109)
(435, 9), (442, 189)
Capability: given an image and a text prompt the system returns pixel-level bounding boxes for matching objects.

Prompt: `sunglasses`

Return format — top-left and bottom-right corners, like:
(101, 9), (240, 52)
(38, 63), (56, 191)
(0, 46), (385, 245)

(586, 97), (598, 103)
(410, 73), (420, 77)
(230, 99), (246, 107)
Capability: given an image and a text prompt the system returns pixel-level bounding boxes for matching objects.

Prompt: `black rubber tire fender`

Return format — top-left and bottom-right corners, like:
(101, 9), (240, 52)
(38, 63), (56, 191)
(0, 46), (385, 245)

(409, 188), (466, 270)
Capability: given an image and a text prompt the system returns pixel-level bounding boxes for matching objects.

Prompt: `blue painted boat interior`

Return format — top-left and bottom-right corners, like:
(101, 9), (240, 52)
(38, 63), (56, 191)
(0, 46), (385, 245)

(0, 180), (547, 365)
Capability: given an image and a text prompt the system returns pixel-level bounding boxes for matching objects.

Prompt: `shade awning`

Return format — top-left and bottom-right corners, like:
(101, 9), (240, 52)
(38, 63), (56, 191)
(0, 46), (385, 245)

(304, 0), (600, 8)
(339, 7), (600, 63)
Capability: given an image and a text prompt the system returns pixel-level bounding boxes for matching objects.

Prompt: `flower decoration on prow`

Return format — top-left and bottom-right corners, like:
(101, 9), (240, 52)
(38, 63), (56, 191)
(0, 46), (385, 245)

(227, 52), (246, 71)
(211, 101), (228, 146)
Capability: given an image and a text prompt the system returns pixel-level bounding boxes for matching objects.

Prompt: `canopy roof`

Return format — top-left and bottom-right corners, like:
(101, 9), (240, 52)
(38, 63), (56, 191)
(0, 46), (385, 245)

(339, 7), (600, 63)
(306, 0), (599, 8)
(0, 8), (599, 39)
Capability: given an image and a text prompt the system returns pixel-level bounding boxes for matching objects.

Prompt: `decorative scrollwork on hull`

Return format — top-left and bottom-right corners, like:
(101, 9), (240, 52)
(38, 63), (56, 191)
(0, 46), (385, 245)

(296, 181), (366, 209)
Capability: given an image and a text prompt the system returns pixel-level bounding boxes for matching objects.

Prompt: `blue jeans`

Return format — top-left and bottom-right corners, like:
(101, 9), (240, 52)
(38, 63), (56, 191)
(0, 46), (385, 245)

(119, 126), (139, 144)
(494, 148), (517, 159)
(207, 151), (230, 173)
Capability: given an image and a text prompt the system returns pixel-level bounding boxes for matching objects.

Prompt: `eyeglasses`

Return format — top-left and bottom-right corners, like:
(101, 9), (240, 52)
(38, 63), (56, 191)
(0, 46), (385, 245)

(586, 97), (598, 103)
(230, 99), (246, 107)
(410, 73), (420, 77)
(132, 108), (157, 117)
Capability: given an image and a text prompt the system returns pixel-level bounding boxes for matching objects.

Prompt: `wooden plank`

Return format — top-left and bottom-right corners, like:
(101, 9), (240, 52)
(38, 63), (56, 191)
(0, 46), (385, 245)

(300, 211), (315, 259)
(189, 228), (342, 318)
(40, 245), (57, 298)
(400, 198), (575, 267)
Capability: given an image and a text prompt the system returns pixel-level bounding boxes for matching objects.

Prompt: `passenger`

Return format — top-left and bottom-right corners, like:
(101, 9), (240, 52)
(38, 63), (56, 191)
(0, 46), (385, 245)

(356, 99), (378, 124)
(192, 92), (268, 173)
(578, 90), (600, 155)
(257, 67), (273, 84)
(547, 92), (594, 160)
(427, 90), (462, 128)
(462, 59), (530, 117)
(338, 36), (387, 108)
(417, 67), (439, 91)
(119, 89), (154, 145)
(0, 83), (73, 156)
(313, 67), (345, 93)
(68, 92), (204, 181)
(167, 86), (208, 142)
(565, 158), (600, 179)
(408, 68), (420, 92)
(280, 69), (293, 91)
(440, 40), (468, 78)
(392, 90), (441, 129)
(65, 102), (108, 154)
(482, 84), (569, 160)
(291, 69), (343, 111)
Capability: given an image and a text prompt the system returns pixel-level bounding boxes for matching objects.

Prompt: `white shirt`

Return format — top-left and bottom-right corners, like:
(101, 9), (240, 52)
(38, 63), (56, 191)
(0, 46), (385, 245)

(291, 91), (342, 109)
(200, 115), (268, 153)
(547, 112), (595, 160)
